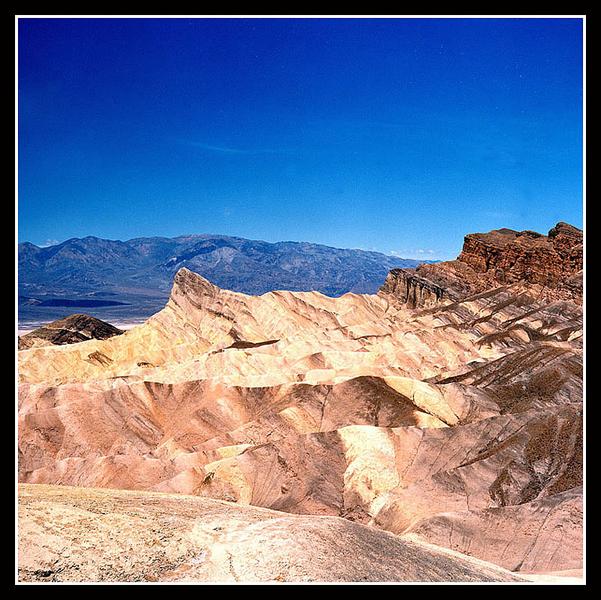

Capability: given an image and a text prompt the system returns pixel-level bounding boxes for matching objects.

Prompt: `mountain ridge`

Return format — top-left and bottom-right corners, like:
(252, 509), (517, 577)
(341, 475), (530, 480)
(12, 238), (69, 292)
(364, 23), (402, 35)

(17, 222), (583, 580)
(19, 233), (434, 324)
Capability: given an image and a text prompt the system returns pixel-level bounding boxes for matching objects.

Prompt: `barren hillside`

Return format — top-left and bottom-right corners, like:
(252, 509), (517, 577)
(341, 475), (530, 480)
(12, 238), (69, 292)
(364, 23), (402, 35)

(17, 223), (583, 582)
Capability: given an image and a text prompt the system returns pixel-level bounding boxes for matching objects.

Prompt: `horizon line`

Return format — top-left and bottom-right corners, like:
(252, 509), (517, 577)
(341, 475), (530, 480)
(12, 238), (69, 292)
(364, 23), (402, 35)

(17, 232), (452, 261)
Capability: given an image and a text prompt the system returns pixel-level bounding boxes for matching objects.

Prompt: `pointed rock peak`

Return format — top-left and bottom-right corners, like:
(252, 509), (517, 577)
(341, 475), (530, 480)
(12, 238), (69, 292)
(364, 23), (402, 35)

(491, 228), (518, 235)
(170, 267), (220, 301)
(548, 222), (583, 239)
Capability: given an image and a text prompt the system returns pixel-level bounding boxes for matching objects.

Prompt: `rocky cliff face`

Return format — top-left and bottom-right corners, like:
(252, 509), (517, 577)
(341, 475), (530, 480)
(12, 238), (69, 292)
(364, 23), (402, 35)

(380, 222), (583, 308)
(379, 269), (446, 309)
(458, 222), (582, 290)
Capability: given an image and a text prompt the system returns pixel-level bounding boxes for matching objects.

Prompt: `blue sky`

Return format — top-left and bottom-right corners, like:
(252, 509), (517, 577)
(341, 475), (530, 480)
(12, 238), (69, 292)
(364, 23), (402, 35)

(18, 18), (583, 259)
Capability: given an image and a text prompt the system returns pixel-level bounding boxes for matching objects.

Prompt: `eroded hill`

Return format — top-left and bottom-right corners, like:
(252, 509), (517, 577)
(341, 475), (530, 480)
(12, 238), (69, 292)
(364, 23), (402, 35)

(18, 314), (124, 350)
(17, 223), (583, 581)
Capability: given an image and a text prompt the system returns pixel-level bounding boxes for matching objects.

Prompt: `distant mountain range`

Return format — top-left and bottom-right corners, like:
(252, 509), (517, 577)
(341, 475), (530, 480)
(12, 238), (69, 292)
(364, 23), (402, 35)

(18, 234), (433, 324)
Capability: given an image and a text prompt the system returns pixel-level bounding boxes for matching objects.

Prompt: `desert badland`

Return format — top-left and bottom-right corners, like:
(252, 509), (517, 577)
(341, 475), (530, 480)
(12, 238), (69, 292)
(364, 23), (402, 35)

(17, 222), (583, 582)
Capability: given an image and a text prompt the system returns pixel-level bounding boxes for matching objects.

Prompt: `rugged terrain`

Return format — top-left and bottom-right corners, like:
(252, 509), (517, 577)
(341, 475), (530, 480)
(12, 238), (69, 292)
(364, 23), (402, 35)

(18, 314), (124, 350)
(381, 222), (583, 307)
(19, 233), (428, 325)
(17, 223), (584, 582)
(18, 484), (525, 583)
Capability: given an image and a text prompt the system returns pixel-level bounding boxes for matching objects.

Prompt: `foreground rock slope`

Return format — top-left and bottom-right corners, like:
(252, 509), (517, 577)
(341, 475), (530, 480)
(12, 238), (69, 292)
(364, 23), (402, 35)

(18, 222), (583, 580)
(18, 484), (524, 582)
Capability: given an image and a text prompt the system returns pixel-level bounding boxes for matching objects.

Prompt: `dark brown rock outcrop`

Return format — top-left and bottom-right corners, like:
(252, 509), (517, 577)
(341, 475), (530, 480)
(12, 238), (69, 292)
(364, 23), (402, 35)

(18, 314), (124, 350)
(458, 222), (582, 291)
(379, 222), (583, 308)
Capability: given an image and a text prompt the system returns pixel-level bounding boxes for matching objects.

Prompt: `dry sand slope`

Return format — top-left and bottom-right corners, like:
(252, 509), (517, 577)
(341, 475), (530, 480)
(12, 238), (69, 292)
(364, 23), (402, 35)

(18, 224), (583, 582)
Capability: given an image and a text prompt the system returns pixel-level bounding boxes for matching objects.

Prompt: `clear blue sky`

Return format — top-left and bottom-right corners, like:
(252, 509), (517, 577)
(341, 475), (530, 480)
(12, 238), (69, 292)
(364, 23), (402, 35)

(18, 17), (583, 260)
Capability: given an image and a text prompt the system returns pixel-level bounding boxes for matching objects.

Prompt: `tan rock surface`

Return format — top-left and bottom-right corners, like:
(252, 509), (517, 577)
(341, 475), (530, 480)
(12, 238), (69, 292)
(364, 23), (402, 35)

(17, 223), (583, 579)
(406, 486), (583, 573)
(18, 484), (525, 582)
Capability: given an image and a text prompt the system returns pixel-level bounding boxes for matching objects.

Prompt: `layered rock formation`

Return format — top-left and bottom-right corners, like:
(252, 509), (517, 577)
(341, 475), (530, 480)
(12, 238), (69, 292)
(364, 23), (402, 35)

(381, 222), (583, 308)
(17, 223), (583, 582)
(378, 269), (445, 308)
(18, 314), (123, 350)
(406, 486), (582, 573)
(458, 222), (582, 291)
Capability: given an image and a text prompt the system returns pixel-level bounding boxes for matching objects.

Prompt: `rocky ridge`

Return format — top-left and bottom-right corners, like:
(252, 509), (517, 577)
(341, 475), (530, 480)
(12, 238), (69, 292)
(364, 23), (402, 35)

(380, 222), (583, 309)
(17, 223), (583, 581)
